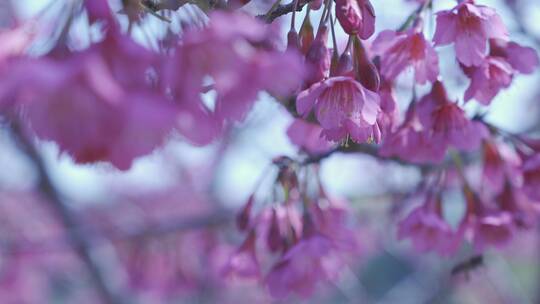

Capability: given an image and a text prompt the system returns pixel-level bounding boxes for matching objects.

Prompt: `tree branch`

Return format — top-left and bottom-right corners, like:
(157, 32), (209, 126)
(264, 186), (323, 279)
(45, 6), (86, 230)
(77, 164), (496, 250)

(257, 0), (313, 23)
(9, 121), (126, 304)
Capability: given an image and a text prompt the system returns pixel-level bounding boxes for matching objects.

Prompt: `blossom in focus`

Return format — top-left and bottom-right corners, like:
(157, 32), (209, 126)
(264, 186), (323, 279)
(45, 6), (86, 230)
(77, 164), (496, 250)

(334, 0), (376, 39)
(296, 76), (380, 143)
(371, 28), (439, 84)
(433, 0), (508, 67)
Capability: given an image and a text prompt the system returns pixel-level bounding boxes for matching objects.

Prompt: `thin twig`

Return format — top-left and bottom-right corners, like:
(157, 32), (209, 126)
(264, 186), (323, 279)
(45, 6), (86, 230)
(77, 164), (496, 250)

(9, 120), (126, 304)
(257, 0), (313, 23)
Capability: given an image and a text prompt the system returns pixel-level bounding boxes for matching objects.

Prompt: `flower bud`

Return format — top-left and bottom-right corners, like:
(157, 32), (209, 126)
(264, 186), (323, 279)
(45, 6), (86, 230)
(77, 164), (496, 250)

(287, 29), (300, 51)
(335, 0), (376, 39)
(267, 209), (283, 252)
(236, 195), (254, 231)
(353, 37), (379, 91)
(309, 0), (323, 10)
(305, 26), (330, 86)
(299, 12), (315, 55)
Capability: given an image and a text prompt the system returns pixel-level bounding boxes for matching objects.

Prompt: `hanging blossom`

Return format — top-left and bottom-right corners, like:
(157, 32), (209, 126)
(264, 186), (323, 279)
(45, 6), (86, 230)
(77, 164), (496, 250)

(481, 139), (522, 195)
(416, 81), (488, 151)
(265, 205), (361, 299)
(463, 39), (540, 105)
(379, 101), (447, 163)
(163, 12), (305, 142)
(228, 159), (362, 299)
(371, 26), (439, 84)
(398, 191), (461, 256)
(334, 0), (376, 39)
(1, 28), (177, 170)
(433, 0), (508, 67)
(286, 118), (334, 155)
(296, 76), (381, 143)
(380, 81), (486, 163)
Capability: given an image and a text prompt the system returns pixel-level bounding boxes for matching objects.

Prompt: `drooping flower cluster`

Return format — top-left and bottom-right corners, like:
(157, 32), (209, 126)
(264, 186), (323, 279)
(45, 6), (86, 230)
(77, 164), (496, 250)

(1, 0), (540, 301)
(0, 6), (303, 170)
(226, 157), (363, 299)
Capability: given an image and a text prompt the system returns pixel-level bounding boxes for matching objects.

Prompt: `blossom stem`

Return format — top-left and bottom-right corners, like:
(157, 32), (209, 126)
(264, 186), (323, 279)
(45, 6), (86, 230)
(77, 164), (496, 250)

(291, 0), (299, 30)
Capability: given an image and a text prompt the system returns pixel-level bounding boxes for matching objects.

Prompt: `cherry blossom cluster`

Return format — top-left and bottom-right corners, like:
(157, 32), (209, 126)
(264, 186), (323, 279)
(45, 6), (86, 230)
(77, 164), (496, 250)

(227, 156), (362, 299)
(0, 0), (539, 301)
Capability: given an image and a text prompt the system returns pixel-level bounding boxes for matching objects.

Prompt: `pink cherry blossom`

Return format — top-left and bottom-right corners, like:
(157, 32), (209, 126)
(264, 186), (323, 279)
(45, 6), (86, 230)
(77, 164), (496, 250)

(372, 28), (439, 84)
(522, 154), (540, 201)
(417, 81), (488, 151)
(176, 12), (304, 125)
(379, 103), (447, 164)
(472, 212), (515, 251)
(334, 0), (375, 39)
(305, 25), (331, 87)
(84, 0), (114, 25)
(433, 0), (508, 67)
(296, 76), (380, 143)
(3, 30), (177, 170)
(490, 39), (540, 74)
(286, 118), (334, 155)
(481, 140), (522, 195)
(398, 193), (460, 256)
(463, 57), (513, 104)
(463, 39), (539, 104)
(223, 231), (261, 279)
(265, 233), (344, 299)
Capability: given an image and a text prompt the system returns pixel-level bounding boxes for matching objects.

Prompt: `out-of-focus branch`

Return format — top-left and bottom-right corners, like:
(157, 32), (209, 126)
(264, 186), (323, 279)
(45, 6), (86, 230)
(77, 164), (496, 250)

(0, 209), (233, 255)
(257, 0), (313, 23)
(9, 121), (126, 304)
(111, 209), (233, 240)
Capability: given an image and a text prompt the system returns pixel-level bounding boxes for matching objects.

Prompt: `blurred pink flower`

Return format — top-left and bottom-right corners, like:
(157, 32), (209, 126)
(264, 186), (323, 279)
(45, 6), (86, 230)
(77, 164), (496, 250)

(265, 233), (343, 299)
(305, 25), (331, 87)
(379, 103), (447, 164)
(5, 30), (177, 170)
(417, 81), (488, 151)
(481, 140), (522, 195)
(522, 154), (540, 201)
(335, 0), (375, 39)
(463, 40), (539, 104)
(472, 212), (515, 251)
(223, 231), (261, 280)
(372, 28), (439, 84)
(398, 193), (460, 256)
(84, 0), (114, 25)
(490, 39), (540, 74)
(173, 12), (304, 130)
(463, 57), (513, 105)
(286, 118), (333, 155)
(433, 0), (507, 67)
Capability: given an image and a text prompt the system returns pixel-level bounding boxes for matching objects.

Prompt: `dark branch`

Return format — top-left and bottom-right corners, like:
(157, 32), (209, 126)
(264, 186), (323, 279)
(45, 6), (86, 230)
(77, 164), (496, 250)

(9, 120), (126, 304)
(257, 0), (313, 23)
